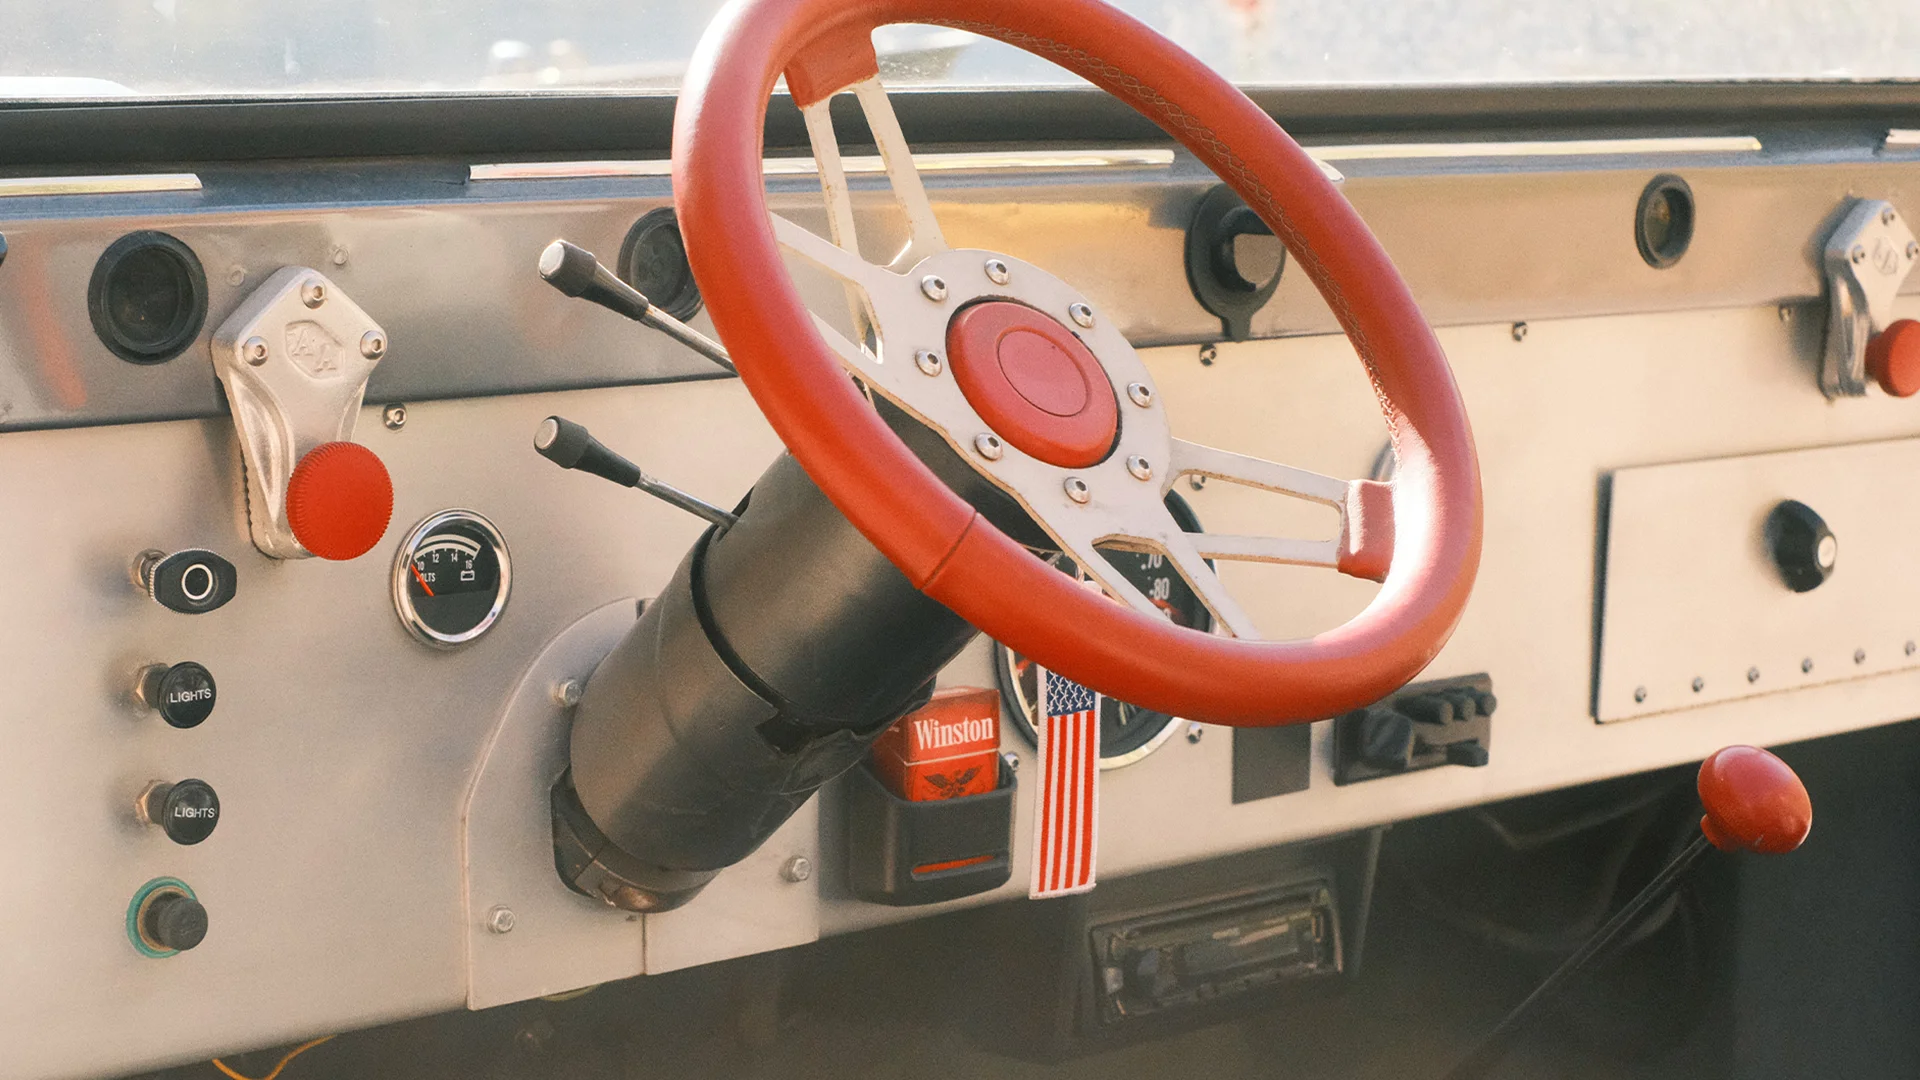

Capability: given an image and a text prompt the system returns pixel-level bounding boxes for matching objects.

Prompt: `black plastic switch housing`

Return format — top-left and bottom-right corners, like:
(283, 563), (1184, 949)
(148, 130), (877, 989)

(137, 549), (237, 614)
(1334, 673), (1495, 785)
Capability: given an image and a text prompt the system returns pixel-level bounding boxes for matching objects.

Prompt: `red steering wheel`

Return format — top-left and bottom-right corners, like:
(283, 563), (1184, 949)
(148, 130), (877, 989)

(674, 0), (1482, 725)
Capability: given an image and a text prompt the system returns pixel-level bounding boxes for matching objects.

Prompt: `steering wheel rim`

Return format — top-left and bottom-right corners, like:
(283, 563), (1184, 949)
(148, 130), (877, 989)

(673, 0), (1482, 726)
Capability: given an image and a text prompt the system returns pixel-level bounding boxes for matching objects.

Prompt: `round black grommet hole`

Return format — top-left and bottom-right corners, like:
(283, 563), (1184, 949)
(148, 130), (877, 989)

(618, 208), (702, 323)
(88, 230), (209, 364)
(1635, 174), (1695, 269)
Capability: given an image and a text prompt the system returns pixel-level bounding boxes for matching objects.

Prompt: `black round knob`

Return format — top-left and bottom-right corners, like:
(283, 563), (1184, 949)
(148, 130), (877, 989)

(1358, 710), (1416, 772)
(1766, 500), (1836, 593)
(142, 779), (220, 845)
(139, 890), (208, 953)
(140, 662), (217, 729)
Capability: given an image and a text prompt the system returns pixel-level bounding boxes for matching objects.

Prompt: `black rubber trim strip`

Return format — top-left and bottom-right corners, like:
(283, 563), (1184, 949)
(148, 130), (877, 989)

(0, 81), (1915, 167)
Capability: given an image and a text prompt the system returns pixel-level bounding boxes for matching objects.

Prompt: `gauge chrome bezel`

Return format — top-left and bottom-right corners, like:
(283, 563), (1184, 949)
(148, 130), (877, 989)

(391, 508), (512, 648)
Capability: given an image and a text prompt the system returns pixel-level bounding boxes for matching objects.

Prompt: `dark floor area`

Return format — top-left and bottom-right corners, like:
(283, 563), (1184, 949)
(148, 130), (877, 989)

(140, 719), (1920, 1080)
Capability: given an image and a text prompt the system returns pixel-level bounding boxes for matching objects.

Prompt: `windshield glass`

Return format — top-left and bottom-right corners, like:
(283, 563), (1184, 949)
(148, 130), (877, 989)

(1, 1), (1917, 98)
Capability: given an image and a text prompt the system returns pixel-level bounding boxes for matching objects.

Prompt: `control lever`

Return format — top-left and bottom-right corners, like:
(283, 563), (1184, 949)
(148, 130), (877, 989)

(1441, 745), (1812, 1080)
(534, 415), (737, 528)
(537, 239), (736, 376)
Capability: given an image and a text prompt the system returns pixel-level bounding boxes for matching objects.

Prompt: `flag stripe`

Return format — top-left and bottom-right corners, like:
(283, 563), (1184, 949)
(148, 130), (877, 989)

(1030, 669), (1101, 899)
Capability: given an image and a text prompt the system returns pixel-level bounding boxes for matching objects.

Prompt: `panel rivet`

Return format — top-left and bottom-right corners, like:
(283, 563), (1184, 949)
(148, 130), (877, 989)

(1064, 477), (1091, 504)
(1633, 686), (1647, 703)
(360, 330), (387, 360)
(487, 906), (516, 934)
(1126, 455), (1153, 481)
(242, 336), (269, 366)
(301, 279), (327, 308)
(920, 275), (949, 302)
(1126, 382), (1154, 408)
(1882, 206), (1899, 227)
(1909, 241), (1920, 260)
(1908, 640), (1917, 656)
(1851, 244), (1868, 265)
(1511, 321), (1529, 342)
(984, 259), (1010, 285)
(382, 404), (408, 431)
(915, 349), (944, 376)
(1802, 657), (1815, 674)
(552, 679), (583, 707)
(780, 856), (813, 883)
(1855, 648), (1867, 665)
(1691, 676), (1704, 693)
(973, 433), (1003, 460)
(1747, 667), (1761, 683)
(1068, 302), (1095, 328)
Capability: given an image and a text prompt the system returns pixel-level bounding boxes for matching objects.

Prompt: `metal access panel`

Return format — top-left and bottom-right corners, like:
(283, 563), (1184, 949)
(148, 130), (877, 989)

(1596, 437), (1920, 722)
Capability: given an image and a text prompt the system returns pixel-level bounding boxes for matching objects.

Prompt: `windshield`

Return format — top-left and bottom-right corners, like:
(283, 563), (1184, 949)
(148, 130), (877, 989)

(1, 0), (1917, 98)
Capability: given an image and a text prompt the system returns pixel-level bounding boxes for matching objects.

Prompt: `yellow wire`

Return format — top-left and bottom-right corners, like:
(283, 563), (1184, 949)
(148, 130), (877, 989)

(209, 1034), (335, 1080)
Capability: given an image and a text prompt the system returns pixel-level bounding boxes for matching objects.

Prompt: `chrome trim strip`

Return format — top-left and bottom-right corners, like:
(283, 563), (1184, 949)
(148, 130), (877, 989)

(0, 173), (202, 197)
(469, 148), (1176, 182)
(1309, 135), (1761, 161)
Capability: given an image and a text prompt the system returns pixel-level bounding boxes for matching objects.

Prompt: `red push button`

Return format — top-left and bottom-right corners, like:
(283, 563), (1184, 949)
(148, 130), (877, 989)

(1866, 319), (1920, 398)
(946, 301), (1118, 469)
(285, 441), (394, 561)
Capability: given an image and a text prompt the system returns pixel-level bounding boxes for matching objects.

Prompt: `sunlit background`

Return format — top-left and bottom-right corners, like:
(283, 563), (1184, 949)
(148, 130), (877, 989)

(0, 0), (1917, 96)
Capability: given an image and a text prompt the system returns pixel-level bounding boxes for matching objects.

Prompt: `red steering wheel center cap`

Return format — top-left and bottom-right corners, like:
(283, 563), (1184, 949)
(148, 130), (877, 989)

(946, 300), (1118, 469)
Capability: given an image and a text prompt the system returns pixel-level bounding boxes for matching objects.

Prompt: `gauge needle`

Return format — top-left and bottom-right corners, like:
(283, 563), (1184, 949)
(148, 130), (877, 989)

(410, 563), (435, 597)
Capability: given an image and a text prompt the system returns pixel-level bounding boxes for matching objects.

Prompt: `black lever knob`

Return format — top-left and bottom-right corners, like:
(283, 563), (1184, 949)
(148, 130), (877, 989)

(140, 779), (221, 845)
(538, 239), (736, 374)
(134, 549), (237, 614)
(137, 662), (217, 729)
(137, 889), (209, 953)
(534, 416), (738, 527)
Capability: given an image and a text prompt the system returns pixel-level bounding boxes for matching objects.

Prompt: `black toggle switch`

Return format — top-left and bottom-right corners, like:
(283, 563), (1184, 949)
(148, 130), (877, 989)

(1336, 673), (1497, 785)
(137, 662), (217, 729)
(137, 888), (208, 953)
(134, 549), (237, 614)
(140, 779), (221, 845)
(1766, 500), (1836, 593)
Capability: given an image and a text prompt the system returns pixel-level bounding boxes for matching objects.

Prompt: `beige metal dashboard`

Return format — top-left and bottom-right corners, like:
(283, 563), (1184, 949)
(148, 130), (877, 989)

(5, 132), (1920, 1078)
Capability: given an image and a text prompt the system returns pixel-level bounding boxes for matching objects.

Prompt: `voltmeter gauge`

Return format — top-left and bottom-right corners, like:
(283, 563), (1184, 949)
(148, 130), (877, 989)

(994, 492), (1211, 769)
(392, 510), (511, 648)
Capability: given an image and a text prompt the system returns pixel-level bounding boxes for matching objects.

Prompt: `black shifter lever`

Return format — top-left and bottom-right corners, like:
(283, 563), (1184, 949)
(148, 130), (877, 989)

(534, 415), (737, 527)
(538, 240), (737, 375)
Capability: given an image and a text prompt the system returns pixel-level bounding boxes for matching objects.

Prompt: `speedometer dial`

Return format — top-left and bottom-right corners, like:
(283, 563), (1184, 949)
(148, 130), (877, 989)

(994, 492), (1211, 768)
(392, 509), (511, 647)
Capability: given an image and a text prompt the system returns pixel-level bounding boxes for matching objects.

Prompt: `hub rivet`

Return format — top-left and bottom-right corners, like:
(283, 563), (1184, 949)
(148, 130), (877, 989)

(915, 349), (944, 376)
(1064, 477), (1091, 504)
(1126, 455), (1153, 481)
(1068, 302), (1095, 328)
(1126, 382), (1154, 408)
(1185, 722), (1204, 744)
(973, 433), (1004, 460)
(242, 336), (269, 366)
(920, 275), (949, 302)
(984, 259), (1010, 285)
(301, 279), (327, 308)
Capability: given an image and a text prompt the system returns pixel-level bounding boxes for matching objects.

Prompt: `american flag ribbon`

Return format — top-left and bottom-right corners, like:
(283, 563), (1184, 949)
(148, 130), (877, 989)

(1029, 668), (1100, 898)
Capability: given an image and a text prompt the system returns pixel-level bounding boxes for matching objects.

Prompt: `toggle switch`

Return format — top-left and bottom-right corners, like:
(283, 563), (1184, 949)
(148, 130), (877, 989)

(138, 779), (220, 845)
(132, 549), (237, 614)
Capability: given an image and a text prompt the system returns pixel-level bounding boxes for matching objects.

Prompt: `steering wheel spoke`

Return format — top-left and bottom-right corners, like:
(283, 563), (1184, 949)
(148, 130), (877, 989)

(1168, 438), (1349, 506)
(849, 77), (949, 268)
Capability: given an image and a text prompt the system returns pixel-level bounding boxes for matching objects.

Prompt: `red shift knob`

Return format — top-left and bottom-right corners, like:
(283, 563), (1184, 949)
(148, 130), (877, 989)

(286, 441), (394, 561)
(1697, 745), (1812, 854)
(1866, 319), (1920, 398)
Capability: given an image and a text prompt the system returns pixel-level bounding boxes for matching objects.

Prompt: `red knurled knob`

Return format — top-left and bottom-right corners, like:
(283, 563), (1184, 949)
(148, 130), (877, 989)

(1866, 319), (1920, 398)
(1697, 745), (1812, 855)
(285, 441), (394, 561)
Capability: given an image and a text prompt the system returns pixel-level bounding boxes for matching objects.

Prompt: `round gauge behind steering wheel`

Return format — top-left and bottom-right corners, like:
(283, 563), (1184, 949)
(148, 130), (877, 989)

(995, 491), (1210, 768)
